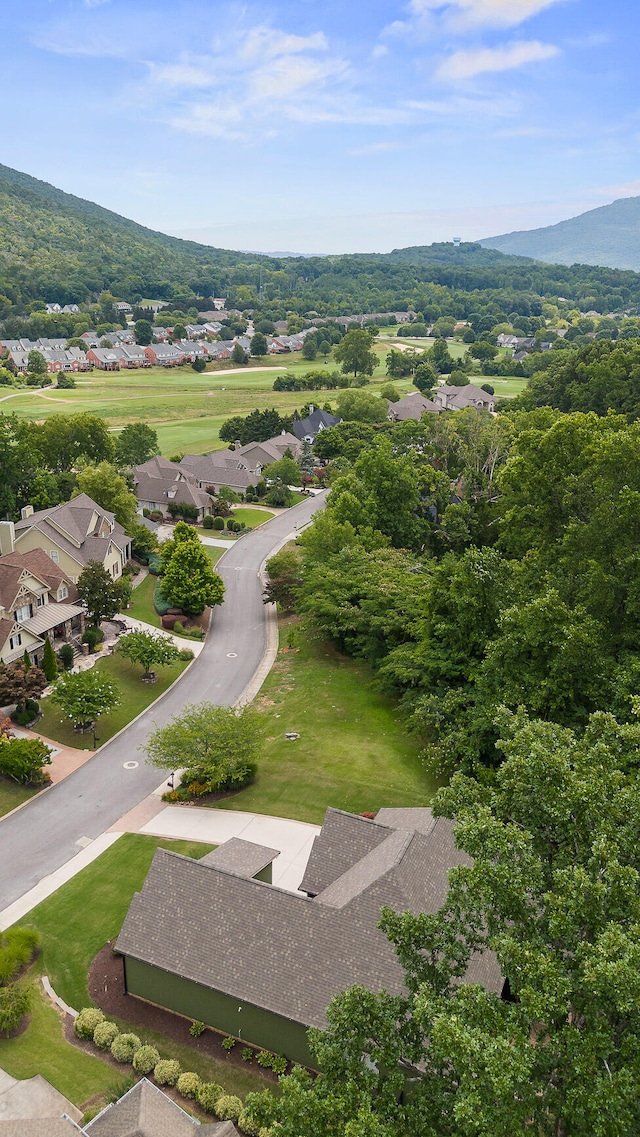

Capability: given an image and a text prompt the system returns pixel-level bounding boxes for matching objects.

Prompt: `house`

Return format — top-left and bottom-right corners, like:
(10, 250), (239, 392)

(45, 303), (62, 314)
(86, 347), (120, 371)
(83, 1077), (237, 1136)
(14, 495), (131, 584)
(211, 297), (226, 310)
(0, 529), (84, 665)
(112, 301), (132, 313)
(291, 406), (341, 444)
(143, 344), (185, 367)
(387, 392), (442, 422)
(177, 453), (256, 497)
(132, 457), (214, 521)
(432, 384), (495, 413)
(116, 807), (503, 1068)
(113, 345), (149, 368)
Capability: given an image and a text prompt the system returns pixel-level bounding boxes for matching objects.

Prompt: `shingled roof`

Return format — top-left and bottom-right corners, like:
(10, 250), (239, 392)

(84, 1077), (234, 1137)
(200, 838), (279, 878)
(116, 808), (503, 1034)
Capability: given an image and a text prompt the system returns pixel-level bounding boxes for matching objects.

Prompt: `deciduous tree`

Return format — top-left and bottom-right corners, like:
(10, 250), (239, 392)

(50, 669), (120, 730)
(118, 630), (179, 679)
(143, 702), (262, 792)
(77, 560), (121, 625)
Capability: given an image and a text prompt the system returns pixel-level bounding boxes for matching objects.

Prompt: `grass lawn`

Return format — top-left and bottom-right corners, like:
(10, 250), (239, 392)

(0, 985), (116, 1106)
(127, 573), (162, 627)
(6, 834), (272, 1102)
(203, 545), (224, 566)
(231, 506), (275, 527)
(0, 776), (39, 819)
(37, 652), (189, 749)
(222, 623), (437, 824)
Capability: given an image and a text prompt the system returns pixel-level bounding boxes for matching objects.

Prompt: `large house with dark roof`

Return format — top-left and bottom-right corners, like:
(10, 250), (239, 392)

(432, 383), (495, 413)
(291, 406), (341, 443)
(13, 495), (131, 584)
(387, 391), (441, 422)
(132, 457), (214, 521)
(116, 807), (503, 1068)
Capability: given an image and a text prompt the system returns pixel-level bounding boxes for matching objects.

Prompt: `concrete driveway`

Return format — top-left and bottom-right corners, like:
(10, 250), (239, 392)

(138, 806), (321, 892)
(0, 493), (326, 911)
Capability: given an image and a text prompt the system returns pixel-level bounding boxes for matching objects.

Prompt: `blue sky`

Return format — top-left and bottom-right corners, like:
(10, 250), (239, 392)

(2, 0), (638, 252)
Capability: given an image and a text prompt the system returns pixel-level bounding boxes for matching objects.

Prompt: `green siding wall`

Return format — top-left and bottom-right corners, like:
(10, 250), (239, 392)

(254, 863), (272, 884)
(124, 956), (315, 1068)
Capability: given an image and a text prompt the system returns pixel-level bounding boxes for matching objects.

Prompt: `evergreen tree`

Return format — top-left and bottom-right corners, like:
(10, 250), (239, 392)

(41, 636), (58, 683)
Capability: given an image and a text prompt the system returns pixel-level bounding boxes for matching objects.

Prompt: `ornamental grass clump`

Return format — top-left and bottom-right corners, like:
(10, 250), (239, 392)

(216, 1094), (243, 1122)
(133, 1044), (161, 1074)
(0, 928), (40, 985)
(93, 1020), (119, 1050)
(154, 1058), (182, 1086)
(195, 1081), (224, 1113)
(74, 1007), (105, 1040)
(111, 1032), (140, 1063)
(177, 1071), (201, 1099)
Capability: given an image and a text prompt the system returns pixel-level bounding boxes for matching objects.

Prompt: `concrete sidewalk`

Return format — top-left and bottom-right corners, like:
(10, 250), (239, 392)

(138, 805), (321, 892)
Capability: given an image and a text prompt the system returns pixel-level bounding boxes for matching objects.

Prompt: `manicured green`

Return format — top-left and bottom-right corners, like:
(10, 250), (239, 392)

(126, 573), (162, 627)
(220, 625), (436, 824)
(0, 985), (115, 1106)
(12, 834), (277, 1101)
(37, 653), (189, 748)
(0, 776), (38, 819)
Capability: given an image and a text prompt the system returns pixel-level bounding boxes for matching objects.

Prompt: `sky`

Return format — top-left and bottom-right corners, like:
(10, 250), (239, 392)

(1, 0), (639, 253)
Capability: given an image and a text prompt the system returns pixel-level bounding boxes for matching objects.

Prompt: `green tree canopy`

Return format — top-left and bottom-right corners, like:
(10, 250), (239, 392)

(118, 630), (179, 679)
(115, 422), (159, 468)
(143, 702), (262, 793)
(161, 540), (225, 615)
(134, 319), (153, 345)
(76, 560), (121, 625)
(250, 331), (268, 357)
(335, 389), (387, 423)
(50, 669), (120, 729)
(74, 462), (138, 529)
(334, 329), (378, 380)
(0, 737), (52, 785)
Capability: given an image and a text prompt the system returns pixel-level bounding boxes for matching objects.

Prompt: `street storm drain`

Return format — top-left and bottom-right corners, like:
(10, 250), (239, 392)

(123, 761), (139, 770)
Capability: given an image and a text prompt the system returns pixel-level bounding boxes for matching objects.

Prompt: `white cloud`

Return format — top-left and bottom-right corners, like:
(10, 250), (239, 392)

(437, 39), (559, 80)
(404, 0), (565, 31)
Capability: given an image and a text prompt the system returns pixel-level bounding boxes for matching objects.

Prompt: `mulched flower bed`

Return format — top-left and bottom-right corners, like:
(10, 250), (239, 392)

(88, 942), (279, 1082)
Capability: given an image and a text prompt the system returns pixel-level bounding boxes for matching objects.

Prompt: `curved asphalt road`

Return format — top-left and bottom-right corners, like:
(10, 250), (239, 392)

(0, 493), (326, 909)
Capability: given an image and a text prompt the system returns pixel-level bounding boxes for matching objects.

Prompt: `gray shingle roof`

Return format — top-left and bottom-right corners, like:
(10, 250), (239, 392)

(14, 495), (130, 568)
(0, 1122), (79, 1136)
(388, 392), (442, 421)
(84, 1078), (199, 1136)
(116, 808), (503, 1034)
(200, 838), (279, 878)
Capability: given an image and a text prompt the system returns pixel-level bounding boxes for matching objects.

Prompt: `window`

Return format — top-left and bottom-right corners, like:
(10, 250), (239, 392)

(57, 584), (68, 600)
(37, 594), (46, 607)
(9, 633), (22, 650)
(49, 550), (59, 563)
(14, 604), (31, 622)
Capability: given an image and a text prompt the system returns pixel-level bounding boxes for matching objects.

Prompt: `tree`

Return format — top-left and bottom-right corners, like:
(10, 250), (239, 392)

(159, 519), (200, 570)
(134, 319), (154, 345)
(172, 323), (187, 341)
(231, 343), (248, 365)
(302, 337), (317, 361)
(247, 707), (640, 1137)
(41, 636), (58, 683)
(28, 413), (114, 472)
(250, 332), (268, 358)
(386, 348), (413, 379)
(50, 669), (120, 730)
(127, 520), (159, 560)
(264, 456), (299, 486)
(115, 422), (159, 467)
(118, 630), (179, 679)
(0, 736), (52, 785)
(413, 362), (437, 395)
(0, 662), (47, 709)
(263, 547), (303, 611)
(334, 329), (378, 380)
(27, 350), (47, 376)
(77, 560), (121, 625)
(470, 340), (499, 361)
(143, 702), (262, 793)
(264, 478), (294, 508)
(428, 337), (454, 374)
(379, 383), (400, 403)
(192, 357), (207, 372)
(162, 541), (225, 616)
(335, 389), (387, 423)
(75, 462), (138, 529)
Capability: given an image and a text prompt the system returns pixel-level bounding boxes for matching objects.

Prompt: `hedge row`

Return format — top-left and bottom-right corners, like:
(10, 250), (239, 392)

(74, 1008), (270, 1134)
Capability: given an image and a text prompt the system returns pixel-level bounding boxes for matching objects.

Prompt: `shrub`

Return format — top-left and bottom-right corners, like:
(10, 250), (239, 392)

(154, 580), (171, 616)
(133, 1044), (161, 1074)
(11, 699), (39, 727)
(256, 1050), (273, 1068)
(178, 648), (195, 661)
(111, 1032), (141, 1063)
(148, 552), (162, 576)
(0, 928), (40, 985)
(154, 1058), (181, 1086)
(57, 373), (76, 389)
(271, 1054), (288, 1075)
(202, 514), (215, 529)
(189, 1019), (205, 1036)
(222, 1035), (236, 1050)
(173, 621), (184, 634)
(241, 1047), (254, 1062)
(238, 1111), (262, 1136)
(82, 627), (104, 653)
(93, 1020), (119, 1050)
(58, 643), (75, 670)
(195, 1081), (224, 1113)
(216, 1094), (243, 1122)
(212, 516), (225, 530)
(75, 1007), (105, 1040)
(177, 1071), (201, 1099)
(226, 518), (236, 531)
(0, 983), (31, 1034)
(149, 510), (163, 523)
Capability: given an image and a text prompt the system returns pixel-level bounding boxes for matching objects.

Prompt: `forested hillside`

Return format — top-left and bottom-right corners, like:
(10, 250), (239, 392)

(2, 162), (640, 322)
(480, 194), (640, 272)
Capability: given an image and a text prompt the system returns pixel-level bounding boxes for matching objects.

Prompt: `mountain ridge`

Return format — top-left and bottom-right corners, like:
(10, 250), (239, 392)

(479, 195), (640, 272)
